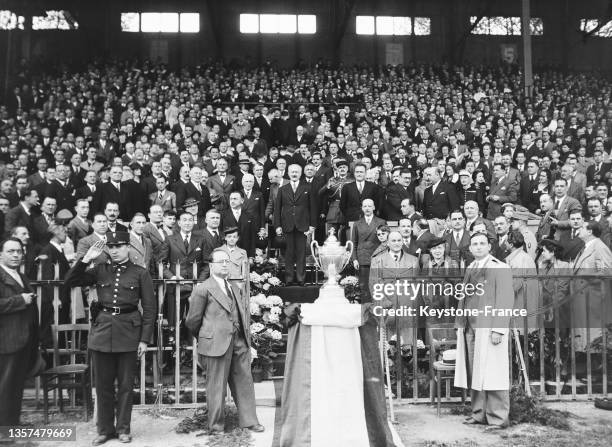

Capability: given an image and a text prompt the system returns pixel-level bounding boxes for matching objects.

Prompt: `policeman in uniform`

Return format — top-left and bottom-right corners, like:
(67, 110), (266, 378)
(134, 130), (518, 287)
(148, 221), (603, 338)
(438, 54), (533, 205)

(65, 232), (156, 445)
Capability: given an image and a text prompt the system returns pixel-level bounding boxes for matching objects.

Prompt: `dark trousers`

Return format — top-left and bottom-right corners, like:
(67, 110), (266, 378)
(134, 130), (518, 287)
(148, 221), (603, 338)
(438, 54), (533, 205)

(0, 345), (31, 426)
(200, 332), (259, 432)
(284, 230), (306, 283)
(358, 265), (371, 302)
(91, 350), (137, 435)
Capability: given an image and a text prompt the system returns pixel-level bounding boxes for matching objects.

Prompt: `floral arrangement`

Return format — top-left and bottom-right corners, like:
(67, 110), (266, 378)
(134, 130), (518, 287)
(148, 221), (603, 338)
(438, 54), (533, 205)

(248, 249), (285, 379)
(340, 275), (361, 303)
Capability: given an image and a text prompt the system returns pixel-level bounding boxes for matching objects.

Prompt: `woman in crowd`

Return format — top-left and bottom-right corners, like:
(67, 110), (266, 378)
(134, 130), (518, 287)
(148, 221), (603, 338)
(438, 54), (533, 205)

(219, 226), (250, 296)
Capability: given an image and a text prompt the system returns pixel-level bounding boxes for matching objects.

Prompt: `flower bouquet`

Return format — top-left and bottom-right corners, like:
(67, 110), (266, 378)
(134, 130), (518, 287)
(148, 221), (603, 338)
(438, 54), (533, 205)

(340, 275), (361, 303)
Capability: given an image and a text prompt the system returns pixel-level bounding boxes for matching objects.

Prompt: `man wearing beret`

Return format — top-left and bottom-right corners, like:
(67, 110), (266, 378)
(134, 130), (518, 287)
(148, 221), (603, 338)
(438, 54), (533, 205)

(65, 232), (156, 445)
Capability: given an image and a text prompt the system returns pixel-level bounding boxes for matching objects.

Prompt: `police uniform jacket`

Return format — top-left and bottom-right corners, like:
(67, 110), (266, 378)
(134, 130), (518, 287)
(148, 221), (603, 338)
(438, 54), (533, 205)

(65, 260), (156, 352)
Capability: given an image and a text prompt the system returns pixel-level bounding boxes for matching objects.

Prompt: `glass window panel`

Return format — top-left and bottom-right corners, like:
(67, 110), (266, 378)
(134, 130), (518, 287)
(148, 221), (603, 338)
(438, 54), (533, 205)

(356, 16), (375, 35)
(180, 13), (199, 33)
(0, 10), (24, 30)
(413, 17), (431, 35)
(121, 12), (140, 32)
(32, 10), (76, 30)
(259, 14), (280, 33)
(140, 13), (161, 32)
(580, 19), (612, 37)
(277, 14), (297, 33)
(470, 16), (489, 34)
(376, 16), (394, 35)
(298, 15), (316, 34)
(240, 14), (259, 33)
(393, 16), (412, 35)
(159, 13), (179, 32)
(529, 18), (543, 35)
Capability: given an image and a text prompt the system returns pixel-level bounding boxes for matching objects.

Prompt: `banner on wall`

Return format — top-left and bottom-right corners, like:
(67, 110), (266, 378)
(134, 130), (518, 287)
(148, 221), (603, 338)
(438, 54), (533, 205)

(385, 43), (404, 66)
(500, 44), (518, 63)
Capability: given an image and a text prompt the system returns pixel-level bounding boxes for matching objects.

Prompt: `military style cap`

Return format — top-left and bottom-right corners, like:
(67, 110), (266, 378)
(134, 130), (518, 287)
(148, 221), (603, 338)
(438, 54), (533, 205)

(106, 231), (130, 246)
(334, 159), (349, 168)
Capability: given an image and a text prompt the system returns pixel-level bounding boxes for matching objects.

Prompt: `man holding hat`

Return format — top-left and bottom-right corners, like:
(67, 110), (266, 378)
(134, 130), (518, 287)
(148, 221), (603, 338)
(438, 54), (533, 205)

(65, 232), (156, 445)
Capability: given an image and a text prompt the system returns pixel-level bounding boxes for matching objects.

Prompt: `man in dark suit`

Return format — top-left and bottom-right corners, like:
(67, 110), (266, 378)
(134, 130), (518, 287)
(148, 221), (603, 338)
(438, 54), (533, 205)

(74, 170), (99, 219)
(64, 233), (156, 445)
(486, 163), (519, 220)
(174, 166), (211, 216)
(38, 224), (71, 348)
(519, 161), (540, 213)
(493, 216), (513, 261)
(104, 202), (128, 233)
(340, 163), (382, 236)
(241, 174), (266, 232)
(422, 167), (459, 222)
(143, 205), (168, 257)
(0, 238), (39, 427)
(351, 199), (386, 300)
(99, 166), (137, 221)
(444, 210), (473, 266)
(160, 211), (210, 326)
(4, 188), (39, 237)
(274, 164), (317, 285)
(186, 248), (263, 434)
(45, 164), (76, 213)
(221, 191), (256, 257)
(586, 148), (611, 184)
(384, 169), (414, 221)
(32, 196), (57, 247)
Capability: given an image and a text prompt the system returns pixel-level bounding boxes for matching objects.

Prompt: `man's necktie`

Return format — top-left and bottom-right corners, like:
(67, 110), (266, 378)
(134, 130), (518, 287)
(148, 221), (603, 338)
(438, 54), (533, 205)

(184, 236), (190, 251)
(393, 253), (399, 262)
(554, 199), (560, 210)
(159, 192), (163, 201)
(358, 183), (363, 194)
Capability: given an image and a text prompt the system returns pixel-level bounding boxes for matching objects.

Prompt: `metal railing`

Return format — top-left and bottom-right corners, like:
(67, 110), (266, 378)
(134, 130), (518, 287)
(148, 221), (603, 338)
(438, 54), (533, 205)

(23, 263), (612, 411)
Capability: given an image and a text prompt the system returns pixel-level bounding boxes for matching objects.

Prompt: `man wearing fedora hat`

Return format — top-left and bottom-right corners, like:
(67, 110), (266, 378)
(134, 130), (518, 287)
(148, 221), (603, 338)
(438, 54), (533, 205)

(65, 232), (156, 445)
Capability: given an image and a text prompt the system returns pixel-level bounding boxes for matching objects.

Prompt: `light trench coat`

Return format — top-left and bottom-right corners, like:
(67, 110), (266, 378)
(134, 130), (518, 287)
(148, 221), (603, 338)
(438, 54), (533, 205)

(505, 248), (539, 331)
(454, 255), (514, 391)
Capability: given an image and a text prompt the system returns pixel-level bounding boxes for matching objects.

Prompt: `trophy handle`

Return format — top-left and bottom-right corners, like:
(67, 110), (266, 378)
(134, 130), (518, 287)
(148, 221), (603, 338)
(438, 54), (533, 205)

(310, 240), (322, 270)
(342, 240), (354, 271)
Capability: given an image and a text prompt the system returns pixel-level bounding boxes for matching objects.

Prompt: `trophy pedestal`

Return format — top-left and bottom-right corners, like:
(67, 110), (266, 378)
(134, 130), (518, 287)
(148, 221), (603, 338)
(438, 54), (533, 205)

(294, 284), (368, 447)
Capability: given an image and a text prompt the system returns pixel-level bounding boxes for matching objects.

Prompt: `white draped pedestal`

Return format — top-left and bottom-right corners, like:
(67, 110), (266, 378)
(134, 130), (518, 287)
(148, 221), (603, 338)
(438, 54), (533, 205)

(280, 284), (369, 447)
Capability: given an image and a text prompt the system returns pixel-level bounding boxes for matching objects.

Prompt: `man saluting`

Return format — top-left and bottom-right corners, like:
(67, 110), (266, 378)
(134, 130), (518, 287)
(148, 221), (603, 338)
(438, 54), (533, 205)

(65, 232), (156, 445)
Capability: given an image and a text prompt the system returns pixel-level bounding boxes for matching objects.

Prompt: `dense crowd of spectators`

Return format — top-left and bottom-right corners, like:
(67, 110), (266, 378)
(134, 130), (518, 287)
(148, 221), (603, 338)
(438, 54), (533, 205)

(1, 60), (612, 330)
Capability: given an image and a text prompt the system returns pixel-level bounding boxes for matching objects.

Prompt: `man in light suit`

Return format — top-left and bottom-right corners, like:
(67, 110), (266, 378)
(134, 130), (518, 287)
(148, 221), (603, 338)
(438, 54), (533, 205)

(455, 232), (514, 428)
(206, 158), (236, 212)
(128, 213), (153, 271)
(571, 220), (612, 351)
(149, 176), (176, 213)
(486, 163), (518, 220)
(351, 199), (385, 300)
(66, 199), (92, 250)
(76, 213), (111, 266)
(560, 164), (584, 202)
(185, 248), (263, 434)
(143, 205), (167, 255)
(274, 164), (317, 285)
(369, 231), (419, 347)
(0, 238), (39, 427)
(549, 178), (583, 242)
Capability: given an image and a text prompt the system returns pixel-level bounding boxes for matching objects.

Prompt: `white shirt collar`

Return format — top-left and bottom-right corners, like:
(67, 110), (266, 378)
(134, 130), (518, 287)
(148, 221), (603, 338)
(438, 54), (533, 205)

(50, 240), (63, 252)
